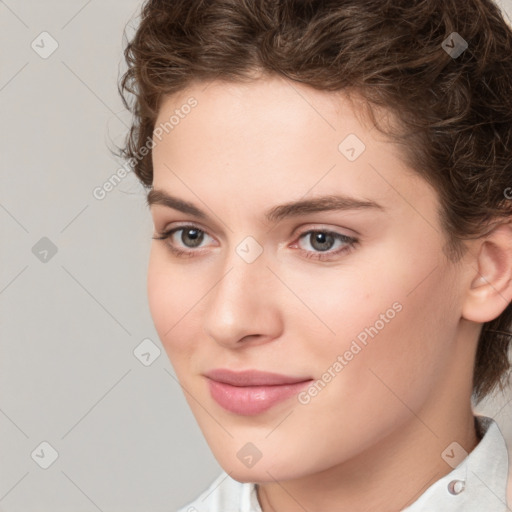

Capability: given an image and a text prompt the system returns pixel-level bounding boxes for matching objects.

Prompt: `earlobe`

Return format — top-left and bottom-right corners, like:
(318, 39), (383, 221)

(462, 222), (512, 324)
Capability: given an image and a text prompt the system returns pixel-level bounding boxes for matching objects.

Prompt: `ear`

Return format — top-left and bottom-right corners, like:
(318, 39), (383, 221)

(462, 221), (512, 323)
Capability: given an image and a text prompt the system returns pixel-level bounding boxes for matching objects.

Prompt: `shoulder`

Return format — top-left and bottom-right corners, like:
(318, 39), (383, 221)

(176, 471), (261, 512)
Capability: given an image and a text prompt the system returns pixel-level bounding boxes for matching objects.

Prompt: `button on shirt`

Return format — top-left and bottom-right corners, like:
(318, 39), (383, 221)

(177, 415), (509, 512)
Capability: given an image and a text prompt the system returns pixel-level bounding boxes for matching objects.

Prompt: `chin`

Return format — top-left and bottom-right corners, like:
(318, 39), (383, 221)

(219, 455), (303, 483)
(226, 467), (280, 484)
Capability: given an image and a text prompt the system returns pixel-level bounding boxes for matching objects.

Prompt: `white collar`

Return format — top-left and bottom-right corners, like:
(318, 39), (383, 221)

(401, 415), (509, 511)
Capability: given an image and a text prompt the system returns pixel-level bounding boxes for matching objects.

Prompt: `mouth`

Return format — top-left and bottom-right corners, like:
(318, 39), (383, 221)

(204, 369), (314, 415)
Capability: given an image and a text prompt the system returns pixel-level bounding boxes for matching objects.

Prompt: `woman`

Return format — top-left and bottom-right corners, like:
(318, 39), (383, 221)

(118, 0), (512, 510)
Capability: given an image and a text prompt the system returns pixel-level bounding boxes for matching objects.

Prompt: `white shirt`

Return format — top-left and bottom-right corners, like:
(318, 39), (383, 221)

(177, 415), (509, 511)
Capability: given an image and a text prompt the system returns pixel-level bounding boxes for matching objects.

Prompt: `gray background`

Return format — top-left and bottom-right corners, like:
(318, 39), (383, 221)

(1, 1), (512, 511)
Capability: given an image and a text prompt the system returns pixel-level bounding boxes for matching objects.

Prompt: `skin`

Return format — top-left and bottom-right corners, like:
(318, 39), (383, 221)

(146, 75), (512, 512)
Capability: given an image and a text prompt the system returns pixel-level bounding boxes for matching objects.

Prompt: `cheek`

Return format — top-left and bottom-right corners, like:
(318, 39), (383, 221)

(303, 244), (459, 407)
(331, 267), (458, 415)
(147, 246), (201, 357)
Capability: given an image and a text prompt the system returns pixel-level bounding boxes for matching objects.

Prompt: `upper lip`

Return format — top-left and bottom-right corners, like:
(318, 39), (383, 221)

(204, 368), (313, 387)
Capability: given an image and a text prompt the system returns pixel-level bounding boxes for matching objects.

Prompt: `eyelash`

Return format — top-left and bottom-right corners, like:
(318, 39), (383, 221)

(152, 225), (358, 261)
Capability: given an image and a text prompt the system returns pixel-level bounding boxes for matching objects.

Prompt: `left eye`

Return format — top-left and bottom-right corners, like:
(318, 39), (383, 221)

(293, 230), (358, 260)
(297, 230), (350, 252)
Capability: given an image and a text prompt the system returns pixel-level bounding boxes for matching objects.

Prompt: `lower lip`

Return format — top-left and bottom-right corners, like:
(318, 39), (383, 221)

(207, 378), (313, 415)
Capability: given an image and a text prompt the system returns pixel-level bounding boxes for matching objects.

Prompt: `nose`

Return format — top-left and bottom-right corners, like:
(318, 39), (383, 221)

(202, 247), (283, 349)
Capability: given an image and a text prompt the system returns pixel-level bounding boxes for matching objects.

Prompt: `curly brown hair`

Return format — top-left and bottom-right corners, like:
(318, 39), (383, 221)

(117, 0), (512, 403)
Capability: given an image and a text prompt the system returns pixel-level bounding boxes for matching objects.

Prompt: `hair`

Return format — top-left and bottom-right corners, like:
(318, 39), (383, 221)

(117, 0), (512, 403)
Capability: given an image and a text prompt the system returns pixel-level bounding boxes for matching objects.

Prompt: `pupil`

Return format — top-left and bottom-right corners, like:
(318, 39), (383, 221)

(312, 232), (333, 251)
(183, 229), (203, 247)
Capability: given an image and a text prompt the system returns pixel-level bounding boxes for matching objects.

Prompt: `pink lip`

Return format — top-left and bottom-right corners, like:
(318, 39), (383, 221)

(204, 369), (313, 415)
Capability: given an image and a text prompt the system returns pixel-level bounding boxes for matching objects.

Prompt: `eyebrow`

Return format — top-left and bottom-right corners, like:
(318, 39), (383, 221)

(146, 188), (384, 223)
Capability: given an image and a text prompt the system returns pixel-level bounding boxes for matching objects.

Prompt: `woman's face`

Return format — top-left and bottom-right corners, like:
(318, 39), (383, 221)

(147, 76), (472, 481)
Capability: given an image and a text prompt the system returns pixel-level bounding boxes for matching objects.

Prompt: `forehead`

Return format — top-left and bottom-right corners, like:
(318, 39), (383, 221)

(153, 78), (401, 171)
(150, 77), (437, 225)
(155, 76), (378, 141)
